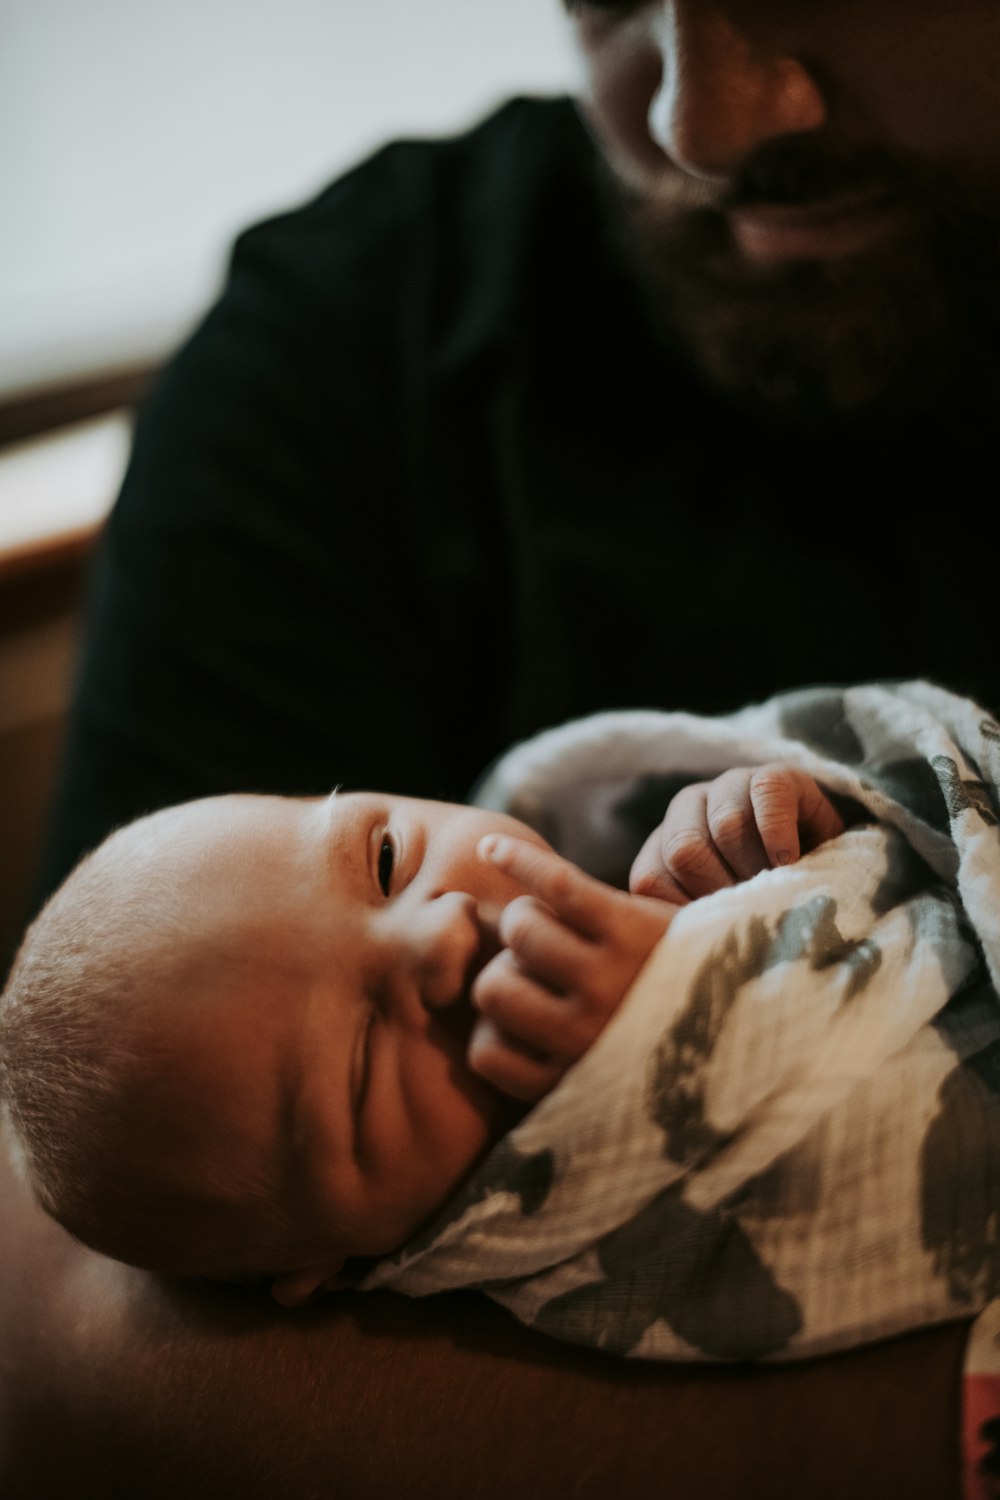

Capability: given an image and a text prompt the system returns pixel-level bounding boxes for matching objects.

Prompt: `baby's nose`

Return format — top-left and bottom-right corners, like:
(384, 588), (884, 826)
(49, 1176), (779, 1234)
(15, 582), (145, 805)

(413, 892), (482, 1011)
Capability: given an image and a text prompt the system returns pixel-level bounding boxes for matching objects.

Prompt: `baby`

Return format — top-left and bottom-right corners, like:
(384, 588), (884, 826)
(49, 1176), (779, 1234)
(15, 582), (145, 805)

(0, 767), (845, 1307)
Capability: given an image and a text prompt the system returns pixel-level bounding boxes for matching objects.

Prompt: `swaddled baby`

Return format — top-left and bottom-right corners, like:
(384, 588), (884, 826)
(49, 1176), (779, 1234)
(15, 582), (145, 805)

(0, 767), (844, 1307)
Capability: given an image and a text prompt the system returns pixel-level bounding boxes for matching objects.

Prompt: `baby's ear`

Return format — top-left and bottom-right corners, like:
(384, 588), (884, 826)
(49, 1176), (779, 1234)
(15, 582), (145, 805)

(270, 1261), (344, 1308)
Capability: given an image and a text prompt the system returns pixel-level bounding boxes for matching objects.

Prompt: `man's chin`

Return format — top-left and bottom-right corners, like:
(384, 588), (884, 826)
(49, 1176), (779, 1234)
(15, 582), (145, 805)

(605, 176), (1000, 431)
(658, 256), (943, 429)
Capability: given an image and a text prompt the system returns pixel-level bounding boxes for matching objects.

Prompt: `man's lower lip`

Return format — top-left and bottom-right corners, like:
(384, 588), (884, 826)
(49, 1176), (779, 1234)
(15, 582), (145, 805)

(726, 194), (899, 263)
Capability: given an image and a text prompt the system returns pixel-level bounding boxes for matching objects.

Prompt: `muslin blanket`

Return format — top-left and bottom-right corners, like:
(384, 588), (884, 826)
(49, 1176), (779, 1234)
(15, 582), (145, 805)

(356, 681), (1000, 1362)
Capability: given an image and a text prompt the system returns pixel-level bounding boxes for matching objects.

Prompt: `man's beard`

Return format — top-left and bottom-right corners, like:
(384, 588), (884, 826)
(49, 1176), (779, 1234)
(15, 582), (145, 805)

(600, 135), (1000, 430)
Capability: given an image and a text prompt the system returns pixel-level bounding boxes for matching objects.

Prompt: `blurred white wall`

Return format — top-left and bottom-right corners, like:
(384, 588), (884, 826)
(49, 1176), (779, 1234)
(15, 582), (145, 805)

(0, 0), (577, 398)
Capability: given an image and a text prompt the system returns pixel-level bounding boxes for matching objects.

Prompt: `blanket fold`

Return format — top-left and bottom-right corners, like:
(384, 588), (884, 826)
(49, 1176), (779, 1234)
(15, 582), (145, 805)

(357, 681), (1000, 1361)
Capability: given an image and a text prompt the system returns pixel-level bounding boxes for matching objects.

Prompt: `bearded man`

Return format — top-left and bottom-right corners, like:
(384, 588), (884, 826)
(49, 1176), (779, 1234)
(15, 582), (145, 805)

(574, 0), (1000, 423)
(38, 0), (1000, 896)
(6, 5), (996, 1495)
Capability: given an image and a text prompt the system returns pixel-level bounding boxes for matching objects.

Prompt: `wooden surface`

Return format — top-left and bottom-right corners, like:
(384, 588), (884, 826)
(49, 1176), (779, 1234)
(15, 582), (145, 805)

(0, 1122), (969, 1500)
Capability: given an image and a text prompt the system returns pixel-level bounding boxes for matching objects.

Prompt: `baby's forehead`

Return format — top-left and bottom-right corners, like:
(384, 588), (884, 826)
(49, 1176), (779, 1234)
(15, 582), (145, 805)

(118, 792), (310, 863)
(110, 795), (317, 927)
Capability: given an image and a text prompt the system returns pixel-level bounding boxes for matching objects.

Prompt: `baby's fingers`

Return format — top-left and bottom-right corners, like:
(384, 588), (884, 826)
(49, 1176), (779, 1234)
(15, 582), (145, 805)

(467, 1014), (566, 1103)
(748, 765), (846, 866)
(704, 768), (772, 880)
(478, 835), (621, 938)
(793, 772), (849, 852)
(471, 949), (601, 1061)
(634, 781), (737, 901)
(496, 893), (592, 992)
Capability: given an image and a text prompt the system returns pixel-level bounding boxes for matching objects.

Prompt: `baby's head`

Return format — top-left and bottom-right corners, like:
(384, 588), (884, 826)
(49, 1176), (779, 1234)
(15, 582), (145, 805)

(0, 791), (548, 1305)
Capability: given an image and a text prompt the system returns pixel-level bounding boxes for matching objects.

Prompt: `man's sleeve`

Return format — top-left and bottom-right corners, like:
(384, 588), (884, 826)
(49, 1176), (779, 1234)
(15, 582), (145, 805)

(37, 151), (461, 897)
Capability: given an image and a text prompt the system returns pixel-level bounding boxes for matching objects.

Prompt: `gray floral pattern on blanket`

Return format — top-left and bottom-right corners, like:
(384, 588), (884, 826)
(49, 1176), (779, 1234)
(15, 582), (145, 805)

(647, 896), (886, 1170)
(530, 1189), (803, 1359)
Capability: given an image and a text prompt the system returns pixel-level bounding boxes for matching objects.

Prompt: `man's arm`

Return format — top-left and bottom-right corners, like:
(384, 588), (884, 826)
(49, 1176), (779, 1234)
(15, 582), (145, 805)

(0, 1123), (968, 1499)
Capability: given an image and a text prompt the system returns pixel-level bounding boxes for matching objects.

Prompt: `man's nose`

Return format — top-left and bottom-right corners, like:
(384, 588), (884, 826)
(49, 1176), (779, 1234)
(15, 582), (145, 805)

(648, 1), (827, 180)
(409, 891), (482, 1012)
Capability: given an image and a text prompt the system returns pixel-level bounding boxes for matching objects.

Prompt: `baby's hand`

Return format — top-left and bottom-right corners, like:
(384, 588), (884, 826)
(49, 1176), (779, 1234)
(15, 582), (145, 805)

(469, 837), (677, 1103)
(629, 763), (848, 903)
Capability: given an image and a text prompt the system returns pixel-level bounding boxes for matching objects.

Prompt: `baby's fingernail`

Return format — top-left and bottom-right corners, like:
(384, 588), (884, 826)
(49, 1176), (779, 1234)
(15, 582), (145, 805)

(479, 834), (506, 861)
(775, 849), (792, 866)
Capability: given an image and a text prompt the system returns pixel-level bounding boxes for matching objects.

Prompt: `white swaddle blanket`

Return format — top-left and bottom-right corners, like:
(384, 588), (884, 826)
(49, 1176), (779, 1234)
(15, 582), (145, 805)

(354, 681), (1000, 1361)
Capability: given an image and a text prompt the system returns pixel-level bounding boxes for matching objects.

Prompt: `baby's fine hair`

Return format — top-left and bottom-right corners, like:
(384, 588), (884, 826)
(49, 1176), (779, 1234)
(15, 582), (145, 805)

(0, 809), (300, 1276)
(0, 821), (193, 1245)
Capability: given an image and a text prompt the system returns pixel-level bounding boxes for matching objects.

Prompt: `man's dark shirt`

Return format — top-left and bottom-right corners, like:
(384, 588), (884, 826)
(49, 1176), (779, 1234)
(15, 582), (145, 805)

(40, 95), (1000, 897)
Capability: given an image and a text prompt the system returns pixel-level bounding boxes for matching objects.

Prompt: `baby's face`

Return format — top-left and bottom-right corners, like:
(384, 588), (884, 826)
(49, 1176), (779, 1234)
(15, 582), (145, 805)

(119, 791), (549, 1301)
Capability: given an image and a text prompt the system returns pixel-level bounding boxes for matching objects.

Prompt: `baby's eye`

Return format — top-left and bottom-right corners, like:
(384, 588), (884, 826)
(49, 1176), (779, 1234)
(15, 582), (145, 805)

(377, 835), (395, 896)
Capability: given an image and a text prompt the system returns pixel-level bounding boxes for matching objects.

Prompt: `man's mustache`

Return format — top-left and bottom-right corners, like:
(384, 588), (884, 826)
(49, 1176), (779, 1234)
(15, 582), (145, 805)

(706, 135), (906, 214)
(604, 129), (1000, 260)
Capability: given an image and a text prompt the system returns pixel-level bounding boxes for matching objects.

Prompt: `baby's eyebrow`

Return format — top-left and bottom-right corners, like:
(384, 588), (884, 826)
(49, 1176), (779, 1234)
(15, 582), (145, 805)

(320, 791), (371, 895)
